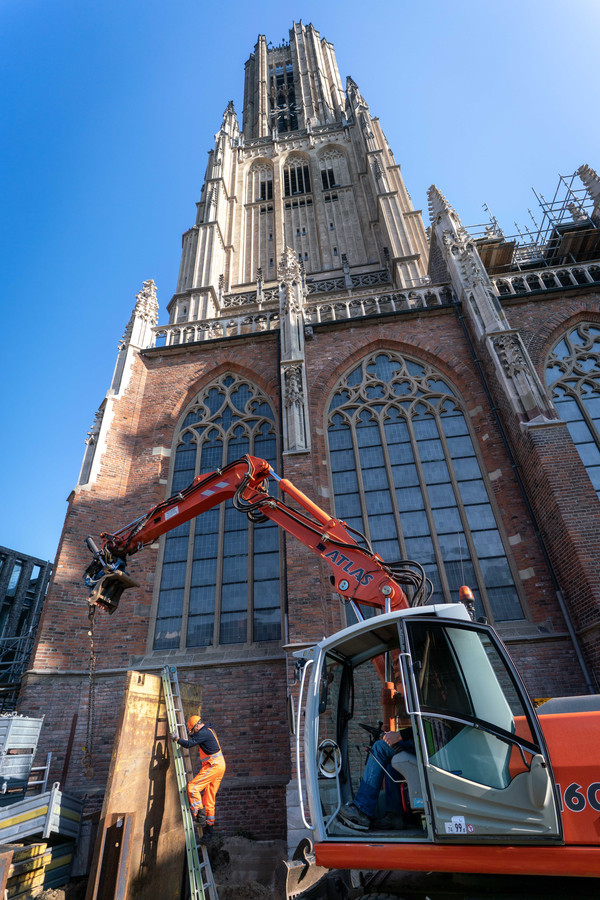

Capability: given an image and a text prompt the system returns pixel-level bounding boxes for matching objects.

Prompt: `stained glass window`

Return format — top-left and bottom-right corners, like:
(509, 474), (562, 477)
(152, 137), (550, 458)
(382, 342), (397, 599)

(153, 374), (281, 650)
(546, 322), (600, 498)
(327, 352), (524, 623)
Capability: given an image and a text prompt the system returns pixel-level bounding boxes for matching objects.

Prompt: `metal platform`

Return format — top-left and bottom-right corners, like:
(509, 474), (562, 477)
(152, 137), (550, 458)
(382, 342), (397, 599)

(0, 781), (83, 844)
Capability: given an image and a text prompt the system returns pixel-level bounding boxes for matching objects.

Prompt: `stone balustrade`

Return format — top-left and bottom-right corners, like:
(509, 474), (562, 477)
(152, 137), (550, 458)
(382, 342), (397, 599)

(152, 312), (281, 347)
(303, 284), (454, 324)
(493, 262), (600, 297)
(150, 283), (455, 347)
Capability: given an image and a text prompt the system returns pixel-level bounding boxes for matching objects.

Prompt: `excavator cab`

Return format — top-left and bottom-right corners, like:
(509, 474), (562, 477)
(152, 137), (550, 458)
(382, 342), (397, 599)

(296, 604), (562, 870)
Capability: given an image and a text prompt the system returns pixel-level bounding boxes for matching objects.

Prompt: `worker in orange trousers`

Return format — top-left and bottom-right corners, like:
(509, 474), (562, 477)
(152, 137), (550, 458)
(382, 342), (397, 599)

(171, 715), (226, 837)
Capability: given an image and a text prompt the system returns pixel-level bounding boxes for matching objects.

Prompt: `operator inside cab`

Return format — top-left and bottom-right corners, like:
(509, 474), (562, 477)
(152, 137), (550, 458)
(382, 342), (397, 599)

(339, 658), (417, 832)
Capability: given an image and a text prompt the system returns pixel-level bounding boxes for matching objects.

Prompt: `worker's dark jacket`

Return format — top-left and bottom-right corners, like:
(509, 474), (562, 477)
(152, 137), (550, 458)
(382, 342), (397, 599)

(176, 723), (221, 756)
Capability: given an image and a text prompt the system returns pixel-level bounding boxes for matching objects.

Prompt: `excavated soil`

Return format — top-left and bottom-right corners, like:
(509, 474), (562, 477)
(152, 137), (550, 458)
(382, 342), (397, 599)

(38, 835), (287, 900)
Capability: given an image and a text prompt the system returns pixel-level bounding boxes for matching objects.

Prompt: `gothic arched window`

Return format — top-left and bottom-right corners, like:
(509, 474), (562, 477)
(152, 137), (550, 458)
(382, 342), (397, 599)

(153, 374), (281, 651)
(327, 352), (524, 623)
(318, 148), (347, 191)
(546, 322), (600, 497)
(283, 158), (312, 197)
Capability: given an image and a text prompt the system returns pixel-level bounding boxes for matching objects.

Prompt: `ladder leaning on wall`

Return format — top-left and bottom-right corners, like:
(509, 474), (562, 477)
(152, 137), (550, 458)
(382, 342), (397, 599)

(162, 665), (219, 900)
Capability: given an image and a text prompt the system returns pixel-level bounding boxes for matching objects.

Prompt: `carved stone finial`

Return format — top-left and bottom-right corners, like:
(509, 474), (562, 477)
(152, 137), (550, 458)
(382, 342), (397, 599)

(134, 279), (159, 324)
(568, 201), (588, 223)
(346, 75), (366, 108)
(283, 364), (304, 408)
(85, 407), (104, 446)
(118, 279), (159, 351)
(278, 246), (303, 310)
(577, 164), (600, 208)
(427, 185), (455, 222)
(278, 245), (302, 275)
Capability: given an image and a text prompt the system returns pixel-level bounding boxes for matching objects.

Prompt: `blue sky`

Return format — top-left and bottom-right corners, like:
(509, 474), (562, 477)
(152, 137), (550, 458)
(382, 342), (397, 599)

(1, 0), (598, 562)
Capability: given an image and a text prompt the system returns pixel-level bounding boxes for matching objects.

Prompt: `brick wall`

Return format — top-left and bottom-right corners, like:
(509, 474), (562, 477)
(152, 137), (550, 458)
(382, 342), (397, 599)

(19, 289), (600, 840)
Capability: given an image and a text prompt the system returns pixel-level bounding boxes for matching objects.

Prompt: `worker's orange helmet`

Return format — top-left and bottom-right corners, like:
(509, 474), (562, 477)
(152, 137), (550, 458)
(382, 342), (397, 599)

(187, 715), (201, 732)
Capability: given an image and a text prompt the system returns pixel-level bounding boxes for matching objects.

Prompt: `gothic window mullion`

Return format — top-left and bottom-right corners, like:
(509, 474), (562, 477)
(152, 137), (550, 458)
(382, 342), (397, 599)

(547, 323), (600, 499)
(567, 382), (599, 441)
(405, 413), (452, 604)
(179, 516), (196, 651)
(327, 351), (525, 625)
(379, 414), (407, 562)
(350, 411), (374, 548)
(213, 502), (226, 646)
(434, 415), (493, 619)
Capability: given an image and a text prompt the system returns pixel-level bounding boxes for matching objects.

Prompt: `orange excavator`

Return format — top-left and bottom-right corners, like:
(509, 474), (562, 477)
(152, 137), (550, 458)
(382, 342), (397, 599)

(84, 454), (600, 899)
(83, 454), (420, 617)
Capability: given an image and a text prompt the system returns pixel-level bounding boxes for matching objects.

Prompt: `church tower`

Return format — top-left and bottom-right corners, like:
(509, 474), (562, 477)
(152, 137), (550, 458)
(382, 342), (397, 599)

(173, 21), (428, 326)
(20, 21), (600, 867)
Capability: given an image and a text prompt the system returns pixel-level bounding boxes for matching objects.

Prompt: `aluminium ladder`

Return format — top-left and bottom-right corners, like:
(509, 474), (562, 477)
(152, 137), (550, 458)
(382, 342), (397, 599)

(162, 665), (219, 900)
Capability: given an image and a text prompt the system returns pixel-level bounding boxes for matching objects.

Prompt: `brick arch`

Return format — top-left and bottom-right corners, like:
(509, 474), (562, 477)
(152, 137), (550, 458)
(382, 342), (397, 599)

(150, 358), (279, 449)
(311, 335), (475, 424)
(510, 302), (600, 382)
(540, 310), (600, 371)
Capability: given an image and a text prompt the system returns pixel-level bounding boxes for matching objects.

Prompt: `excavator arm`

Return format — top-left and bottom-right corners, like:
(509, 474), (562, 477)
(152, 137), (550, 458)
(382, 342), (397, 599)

(84, 454), (425, 615)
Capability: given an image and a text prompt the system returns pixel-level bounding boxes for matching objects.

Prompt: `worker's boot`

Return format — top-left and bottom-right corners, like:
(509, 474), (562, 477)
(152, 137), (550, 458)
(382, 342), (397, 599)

(195, 808), (207, 826)
(338, 801), (370, 831)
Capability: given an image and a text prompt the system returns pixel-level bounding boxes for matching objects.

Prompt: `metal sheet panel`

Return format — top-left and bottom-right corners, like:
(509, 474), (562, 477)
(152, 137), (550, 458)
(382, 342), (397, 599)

(85, 671), (198, 900)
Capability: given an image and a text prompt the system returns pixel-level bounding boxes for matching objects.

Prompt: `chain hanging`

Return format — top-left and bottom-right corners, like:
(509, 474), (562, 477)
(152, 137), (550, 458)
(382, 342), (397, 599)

(82, 602), (97, 777)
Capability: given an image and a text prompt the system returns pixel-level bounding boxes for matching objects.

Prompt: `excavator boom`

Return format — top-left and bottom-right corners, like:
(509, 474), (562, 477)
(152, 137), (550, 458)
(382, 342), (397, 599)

(84, 454), (416, 614)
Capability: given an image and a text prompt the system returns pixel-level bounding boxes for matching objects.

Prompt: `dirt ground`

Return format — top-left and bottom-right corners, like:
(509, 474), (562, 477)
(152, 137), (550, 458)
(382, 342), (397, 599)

(38, 835), (287, 900)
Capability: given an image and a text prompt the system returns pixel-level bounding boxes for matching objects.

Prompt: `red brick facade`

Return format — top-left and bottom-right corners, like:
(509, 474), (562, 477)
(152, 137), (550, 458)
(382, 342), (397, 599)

(20, 280), (600, 839)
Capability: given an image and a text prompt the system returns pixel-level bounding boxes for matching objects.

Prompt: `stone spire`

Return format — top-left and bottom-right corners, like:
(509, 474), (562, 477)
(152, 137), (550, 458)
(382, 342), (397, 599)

(120, 279), (159, 351)
(428, 185), (559, 427)
(78, 279), (158, 488)
(242, 22), (345, 139)
(577, 164), (600, 224)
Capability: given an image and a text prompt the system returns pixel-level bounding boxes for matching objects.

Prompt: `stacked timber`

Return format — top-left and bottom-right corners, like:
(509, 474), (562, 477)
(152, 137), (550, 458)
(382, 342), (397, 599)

(0, 839), (75, 898)
(1, 841), (49, 898)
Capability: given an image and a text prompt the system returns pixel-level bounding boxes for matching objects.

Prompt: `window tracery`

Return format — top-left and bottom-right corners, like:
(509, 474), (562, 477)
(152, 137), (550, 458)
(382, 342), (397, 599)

(546, 322), (600, 497)
(153, 374), (281, 651)
(283, 157), (312, 197)
(327, 351), (524, 623)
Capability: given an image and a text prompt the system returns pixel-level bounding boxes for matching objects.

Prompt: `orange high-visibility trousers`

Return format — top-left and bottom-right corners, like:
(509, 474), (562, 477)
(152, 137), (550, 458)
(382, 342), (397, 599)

(187, 751), (226, 825)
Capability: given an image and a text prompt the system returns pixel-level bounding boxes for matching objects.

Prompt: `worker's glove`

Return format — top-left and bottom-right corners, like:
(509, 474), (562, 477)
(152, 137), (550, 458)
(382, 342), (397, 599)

(170, 731), (179, 742)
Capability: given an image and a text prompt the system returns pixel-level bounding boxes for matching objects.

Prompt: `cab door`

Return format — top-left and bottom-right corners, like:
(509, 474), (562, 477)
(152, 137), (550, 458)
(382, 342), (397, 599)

(400, 617), (562, 842)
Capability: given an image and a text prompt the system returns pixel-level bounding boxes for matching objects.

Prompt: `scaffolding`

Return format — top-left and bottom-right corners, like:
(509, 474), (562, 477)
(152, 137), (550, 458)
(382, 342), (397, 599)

(0, 630), (37, 712)
(465, 170), (600, 275)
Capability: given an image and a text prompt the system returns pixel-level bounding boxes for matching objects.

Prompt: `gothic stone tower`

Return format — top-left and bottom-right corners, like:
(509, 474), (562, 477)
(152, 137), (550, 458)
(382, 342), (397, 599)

(20, 22), (600, 850)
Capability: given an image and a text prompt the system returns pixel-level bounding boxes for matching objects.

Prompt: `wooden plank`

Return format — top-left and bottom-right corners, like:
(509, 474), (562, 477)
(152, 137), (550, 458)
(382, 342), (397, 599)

(0, 848), (14, 896)
(86, 671), (199, 900)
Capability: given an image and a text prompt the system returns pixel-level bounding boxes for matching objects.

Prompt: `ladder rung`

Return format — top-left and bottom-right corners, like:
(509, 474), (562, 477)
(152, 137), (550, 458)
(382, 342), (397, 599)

(162, 666), (219, 900)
